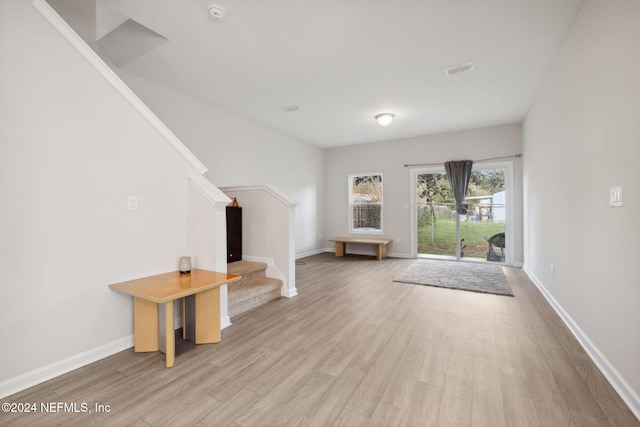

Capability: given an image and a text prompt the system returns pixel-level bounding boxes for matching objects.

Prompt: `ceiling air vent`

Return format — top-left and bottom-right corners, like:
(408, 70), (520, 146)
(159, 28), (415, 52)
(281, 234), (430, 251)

(281, 104), (301, 112)
(444, 62), (474, 76)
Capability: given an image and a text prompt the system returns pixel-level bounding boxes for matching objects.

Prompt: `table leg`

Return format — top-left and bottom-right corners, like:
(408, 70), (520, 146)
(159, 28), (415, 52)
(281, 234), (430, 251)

(182, 299), (186, 340)
(335, 242), (345, 257)
(164, 301), (175, 368)
(194, 287), (221, 344)
(133, 297), (158, 352)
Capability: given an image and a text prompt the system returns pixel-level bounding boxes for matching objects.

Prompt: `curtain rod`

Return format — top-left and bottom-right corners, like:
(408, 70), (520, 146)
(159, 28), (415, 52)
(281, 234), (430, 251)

(404, 154), (521, 168)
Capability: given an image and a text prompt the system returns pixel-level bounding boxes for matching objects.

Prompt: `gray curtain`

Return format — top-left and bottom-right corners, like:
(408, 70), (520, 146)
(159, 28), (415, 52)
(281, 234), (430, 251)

(444, 160), (473, 215)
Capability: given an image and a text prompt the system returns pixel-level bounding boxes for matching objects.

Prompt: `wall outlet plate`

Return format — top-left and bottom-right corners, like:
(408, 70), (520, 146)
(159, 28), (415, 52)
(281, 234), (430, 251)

(609, 186), (623, 207)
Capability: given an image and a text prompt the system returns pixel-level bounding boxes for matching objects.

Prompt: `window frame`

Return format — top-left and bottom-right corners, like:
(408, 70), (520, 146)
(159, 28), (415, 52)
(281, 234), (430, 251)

(348, 173), (383, 234)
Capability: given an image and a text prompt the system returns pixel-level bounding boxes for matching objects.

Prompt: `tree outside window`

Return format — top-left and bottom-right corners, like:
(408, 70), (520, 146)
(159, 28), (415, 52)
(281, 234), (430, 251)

(350, 174), (382, 233)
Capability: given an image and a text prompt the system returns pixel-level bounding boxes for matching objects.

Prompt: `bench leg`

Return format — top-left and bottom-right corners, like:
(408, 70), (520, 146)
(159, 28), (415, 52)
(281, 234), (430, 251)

(335, 242), (345, 257)
(377, 244), (387, 260)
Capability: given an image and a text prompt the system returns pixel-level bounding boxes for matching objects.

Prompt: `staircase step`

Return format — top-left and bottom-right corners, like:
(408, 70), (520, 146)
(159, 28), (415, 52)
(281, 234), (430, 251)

(227, 261), (282, 317)
(228, 277), (281, 304)
(228, 260), (267, 284)
(227, 260), (266, 275)
(228, 278), (282, 317)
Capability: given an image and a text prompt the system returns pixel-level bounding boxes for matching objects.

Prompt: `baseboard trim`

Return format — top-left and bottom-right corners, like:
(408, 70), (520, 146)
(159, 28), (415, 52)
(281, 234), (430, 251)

(296, 248), (325, 259)
(387, 252), (413, 259)
(0, 335), (134, 399)
(221, 315), (231, 329)
(523, 265), (640, 421)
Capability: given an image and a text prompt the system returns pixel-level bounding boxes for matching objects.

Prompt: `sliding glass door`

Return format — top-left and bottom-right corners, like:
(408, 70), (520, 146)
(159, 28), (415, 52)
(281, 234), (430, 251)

(413, 163), (509, 262)
(416, 171), (457, 257)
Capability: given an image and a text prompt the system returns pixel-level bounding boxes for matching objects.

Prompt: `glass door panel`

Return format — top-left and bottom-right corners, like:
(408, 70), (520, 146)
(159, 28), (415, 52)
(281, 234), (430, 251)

(416, 172), (457, 257)
(459, 168), (507, 261)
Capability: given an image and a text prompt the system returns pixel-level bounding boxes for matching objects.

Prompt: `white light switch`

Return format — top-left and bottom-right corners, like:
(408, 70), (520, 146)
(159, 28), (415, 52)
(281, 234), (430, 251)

(609, 186), (623, 207)
(128, 196), (139, 211)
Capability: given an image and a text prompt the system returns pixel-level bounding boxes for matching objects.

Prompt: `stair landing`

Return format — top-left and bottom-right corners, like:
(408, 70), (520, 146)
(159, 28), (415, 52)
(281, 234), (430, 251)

(227, 260), (282, 318)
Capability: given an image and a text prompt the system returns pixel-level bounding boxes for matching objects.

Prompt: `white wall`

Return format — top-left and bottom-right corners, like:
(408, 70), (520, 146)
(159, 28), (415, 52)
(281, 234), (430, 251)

(324, 123), (523, 261)
(523, 0), (640, 416)
(113, 71), (326, 258)
(0, 0), (205, 395)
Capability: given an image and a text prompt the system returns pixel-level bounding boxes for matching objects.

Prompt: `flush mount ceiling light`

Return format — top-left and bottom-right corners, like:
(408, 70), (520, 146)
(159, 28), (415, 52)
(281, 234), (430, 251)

(375, 113), (395, 126)
(208, 4), (225, 18)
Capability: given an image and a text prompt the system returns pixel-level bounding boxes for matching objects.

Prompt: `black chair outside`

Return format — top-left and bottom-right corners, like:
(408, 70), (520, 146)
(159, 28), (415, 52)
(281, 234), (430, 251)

(485, 232), (505, 262)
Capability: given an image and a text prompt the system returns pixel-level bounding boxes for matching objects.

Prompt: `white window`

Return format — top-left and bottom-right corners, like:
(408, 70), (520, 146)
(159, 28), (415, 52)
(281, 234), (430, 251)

(349, 174), (383, 233)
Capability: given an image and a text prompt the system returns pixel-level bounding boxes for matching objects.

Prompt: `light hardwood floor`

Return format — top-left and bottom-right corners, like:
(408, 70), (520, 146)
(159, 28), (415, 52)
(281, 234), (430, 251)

(3, 253), (638, 426)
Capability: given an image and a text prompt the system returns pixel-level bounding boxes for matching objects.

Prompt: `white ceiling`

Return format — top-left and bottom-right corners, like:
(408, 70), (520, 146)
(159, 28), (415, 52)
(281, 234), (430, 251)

(51, 0), (583, 148)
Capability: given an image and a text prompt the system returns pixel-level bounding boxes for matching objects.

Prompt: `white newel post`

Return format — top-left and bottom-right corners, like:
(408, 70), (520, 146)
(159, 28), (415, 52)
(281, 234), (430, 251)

(284, 202), (298, 297)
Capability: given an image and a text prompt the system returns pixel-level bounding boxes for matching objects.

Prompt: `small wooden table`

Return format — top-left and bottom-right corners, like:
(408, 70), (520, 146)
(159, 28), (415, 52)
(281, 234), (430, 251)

(109, 269), (240, 367)
(329, 238), (392, 260)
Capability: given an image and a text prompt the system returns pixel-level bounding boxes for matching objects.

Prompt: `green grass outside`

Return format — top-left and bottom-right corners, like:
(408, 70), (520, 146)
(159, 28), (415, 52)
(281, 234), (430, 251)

(418, 217), (505, 258)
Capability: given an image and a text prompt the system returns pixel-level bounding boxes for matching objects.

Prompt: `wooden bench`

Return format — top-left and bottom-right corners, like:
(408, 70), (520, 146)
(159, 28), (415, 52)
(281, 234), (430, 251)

(329, 238), (392, 260)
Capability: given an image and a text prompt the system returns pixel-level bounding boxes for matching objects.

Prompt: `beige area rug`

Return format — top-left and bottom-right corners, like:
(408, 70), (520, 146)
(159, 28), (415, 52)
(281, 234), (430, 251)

(394, 259), (513, 297)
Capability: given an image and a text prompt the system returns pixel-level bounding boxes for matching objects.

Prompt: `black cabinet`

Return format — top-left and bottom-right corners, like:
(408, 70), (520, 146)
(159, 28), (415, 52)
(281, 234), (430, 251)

(226, 206), (242, 263)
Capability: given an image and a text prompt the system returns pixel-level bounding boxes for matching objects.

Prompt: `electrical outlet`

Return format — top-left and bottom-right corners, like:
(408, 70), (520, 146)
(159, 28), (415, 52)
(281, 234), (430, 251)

(550, 264), (555, 278)
(609, 186), (623, 207)
(542, 257), (546, 267)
